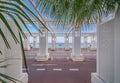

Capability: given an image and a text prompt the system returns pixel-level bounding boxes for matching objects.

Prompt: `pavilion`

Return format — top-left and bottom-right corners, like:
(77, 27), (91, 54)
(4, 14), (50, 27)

(0, 0), (120, 83)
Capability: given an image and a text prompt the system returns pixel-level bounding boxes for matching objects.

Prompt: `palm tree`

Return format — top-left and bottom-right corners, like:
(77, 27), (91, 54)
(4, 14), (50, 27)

(35, 0), (120, 30)
(0, 0), (48, 82)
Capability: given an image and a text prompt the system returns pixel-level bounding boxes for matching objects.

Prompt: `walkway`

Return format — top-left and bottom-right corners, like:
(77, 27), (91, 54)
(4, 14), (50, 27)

(25, 48), (96, 83)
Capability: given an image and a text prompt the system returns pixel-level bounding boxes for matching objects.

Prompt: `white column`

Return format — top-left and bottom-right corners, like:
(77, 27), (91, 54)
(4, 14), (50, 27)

(64, 34), (70, 50)
(36, 30), (49, 61)
(33, 36), (37, 48)
(71, 30), (84, 61)
(84, 34), (88, 48)
(90, 34), (96, 50)
(51, 34), (56, 50)
(0, 21), (5, 75)
(91, 9), (120, 83)
(1, 21), (28, 83)
(24, 35), (30, 50)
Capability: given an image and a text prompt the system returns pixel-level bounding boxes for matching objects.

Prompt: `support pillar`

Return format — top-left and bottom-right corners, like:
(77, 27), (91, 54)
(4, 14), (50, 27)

(64, 34), (70, 51)
(33, 36), (37, 48)
(24, 35), (30, 50)
(36, 30), (49, 61)
(3, 21), (28, 83)
(90, 34), (96, 50)
(71, 30), (84, 61)
(84, 34), (88, 48)
(51, 34), (56, 51)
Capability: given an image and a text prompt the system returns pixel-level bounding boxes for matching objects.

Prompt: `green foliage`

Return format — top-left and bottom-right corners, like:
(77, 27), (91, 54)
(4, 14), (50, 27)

(0, 73), (22, 83)
(0, 0), (48, 83)
(0, 0), (48, 48)
(38, 0), (119, 29)
(0, 59), (21, 83)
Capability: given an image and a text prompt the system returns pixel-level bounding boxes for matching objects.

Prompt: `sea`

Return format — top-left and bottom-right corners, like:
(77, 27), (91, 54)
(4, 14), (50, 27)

(28, 43), (92, 48)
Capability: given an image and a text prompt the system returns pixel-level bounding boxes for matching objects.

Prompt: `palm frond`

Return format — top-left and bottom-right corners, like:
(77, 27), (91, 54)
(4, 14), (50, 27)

(0, 78), (7, 83)
(0, 0), (49, 47)
(19, 32), (28, 73)
(6, 13), (27, 39)
(0, 0), (49, 82)
(38, 0), (118, 27)
(0, 28), (11, 49)
(0, 73), (22, 83)
(15, 0), (49, 31)
(0, 13), (19, 44)
(0, 51), (2, 55)
(0, 64), (10, 68)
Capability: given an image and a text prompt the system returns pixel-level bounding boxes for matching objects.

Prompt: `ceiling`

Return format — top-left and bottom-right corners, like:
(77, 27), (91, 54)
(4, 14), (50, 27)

(23, 0), (97, 34)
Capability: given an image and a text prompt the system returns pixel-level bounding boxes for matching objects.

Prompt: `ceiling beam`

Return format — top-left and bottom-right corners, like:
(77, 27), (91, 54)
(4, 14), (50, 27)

(29, 0), (54, 34)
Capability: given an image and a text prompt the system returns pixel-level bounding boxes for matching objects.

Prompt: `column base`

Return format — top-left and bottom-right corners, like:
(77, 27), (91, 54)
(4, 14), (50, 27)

(64, 47), (70, 51)
(71, 54), (84, 61)
(91, 73), (105, 83)
(19, 73), (28, 83)
(24, 48), (30, 51)
(36, 53), (49, 61)
(90, 47), (96, 51)
(50, 48), (56, 51)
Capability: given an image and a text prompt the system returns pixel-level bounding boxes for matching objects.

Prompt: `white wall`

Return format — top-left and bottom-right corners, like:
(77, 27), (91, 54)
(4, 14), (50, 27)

(98, 19), (114, 83)
(91, 8), (120, 83)
(0, 20), (28, 83)
(0, 20), (6, 74)
(4, 21), (23, 79)
(114, 9), (120, 83)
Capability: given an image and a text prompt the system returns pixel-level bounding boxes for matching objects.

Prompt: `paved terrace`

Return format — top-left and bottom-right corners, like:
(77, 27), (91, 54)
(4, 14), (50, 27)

(24, 48), (96, 83)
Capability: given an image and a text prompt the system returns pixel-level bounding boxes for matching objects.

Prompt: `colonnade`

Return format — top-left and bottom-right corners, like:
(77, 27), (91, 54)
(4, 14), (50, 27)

(24, 33), (96, 50)
(24, 30), (97, 61)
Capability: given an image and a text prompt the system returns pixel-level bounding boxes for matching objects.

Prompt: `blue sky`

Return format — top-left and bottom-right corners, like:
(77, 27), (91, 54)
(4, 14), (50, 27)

(23, 0), (96, 33)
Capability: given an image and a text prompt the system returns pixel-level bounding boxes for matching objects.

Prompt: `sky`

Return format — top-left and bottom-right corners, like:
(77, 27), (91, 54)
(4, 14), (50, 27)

(23, 0), (97, 33)
(23, 1), (96, 45)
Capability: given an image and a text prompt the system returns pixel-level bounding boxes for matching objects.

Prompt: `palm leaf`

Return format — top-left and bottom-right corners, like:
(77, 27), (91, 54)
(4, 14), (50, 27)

(0, 0), (49, 82)
(0, 64), (10, 68)
(0, 13), (19, 44)
(0, 78), (7, 83)
(6, 13), (27, 39)
(0, 73), (22, 83)
(0, 10), (33, 36)
(15, 13), (32, 36)
(37, 0), (117, 27)
(15, 0), (49, 31)
(0, 0), (47, 31)
(19, 32), (28, 73)
(0, 59), (19, 83)
(0, 51), (2, 55)
(0, 5), (41, 33)
(0, 28), (11, 49)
